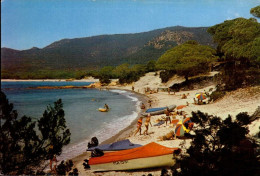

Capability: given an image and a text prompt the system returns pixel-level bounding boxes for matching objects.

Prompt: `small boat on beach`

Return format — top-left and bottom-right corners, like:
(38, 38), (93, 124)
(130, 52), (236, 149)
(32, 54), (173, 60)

(87, 139), (142, 153)
(142, 105), (176, 116)
(88, 142), (180, 171)
(98, 108), (109, 112)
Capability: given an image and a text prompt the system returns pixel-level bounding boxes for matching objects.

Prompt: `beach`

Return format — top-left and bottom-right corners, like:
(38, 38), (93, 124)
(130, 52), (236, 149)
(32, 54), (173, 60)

(2, 74), (260, 175)
(70, 72), (260, 176)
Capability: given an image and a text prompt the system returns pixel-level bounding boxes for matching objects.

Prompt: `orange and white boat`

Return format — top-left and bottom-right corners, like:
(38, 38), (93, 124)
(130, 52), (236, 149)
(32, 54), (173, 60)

(88, 142), (180, 171)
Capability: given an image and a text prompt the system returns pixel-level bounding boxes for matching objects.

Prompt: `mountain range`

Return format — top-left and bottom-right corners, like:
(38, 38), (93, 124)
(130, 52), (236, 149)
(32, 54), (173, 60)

(1, 26), (215, 79)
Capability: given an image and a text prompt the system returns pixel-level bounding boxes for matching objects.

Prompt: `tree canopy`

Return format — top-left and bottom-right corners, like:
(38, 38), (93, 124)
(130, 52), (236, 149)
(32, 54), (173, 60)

(112, 63), (146, 84)
(208, 18), (260, 65)
(156, 41), (217, 80)
(0, 91), (71, 175)
(250, 5), (260, 18)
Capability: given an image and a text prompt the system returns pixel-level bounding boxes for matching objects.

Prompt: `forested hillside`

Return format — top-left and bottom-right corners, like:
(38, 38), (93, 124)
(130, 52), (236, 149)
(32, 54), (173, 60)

(1, 26), (214, 79)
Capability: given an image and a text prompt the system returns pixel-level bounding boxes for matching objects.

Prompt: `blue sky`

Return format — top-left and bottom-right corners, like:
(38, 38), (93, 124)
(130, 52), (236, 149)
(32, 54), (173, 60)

(1, 0), (260, 50)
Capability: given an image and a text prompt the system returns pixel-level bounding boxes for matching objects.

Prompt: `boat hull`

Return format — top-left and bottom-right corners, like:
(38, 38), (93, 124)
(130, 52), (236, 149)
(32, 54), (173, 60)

(90, 153), (175, 171)
(142, 105), (176, 116)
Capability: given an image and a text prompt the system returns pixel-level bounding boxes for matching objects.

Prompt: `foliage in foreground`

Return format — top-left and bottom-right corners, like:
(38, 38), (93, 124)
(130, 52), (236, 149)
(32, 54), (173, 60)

(171, 111), (259, 176)
(0, 91), (71, 175)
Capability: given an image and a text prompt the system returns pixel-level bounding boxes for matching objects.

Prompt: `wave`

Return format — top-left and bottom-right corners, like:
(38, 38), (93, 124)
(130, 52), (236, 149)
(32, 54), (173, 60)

(59, 111), (138, 161)
(58, 89), (141, 161)
(110, 89), (139, 102)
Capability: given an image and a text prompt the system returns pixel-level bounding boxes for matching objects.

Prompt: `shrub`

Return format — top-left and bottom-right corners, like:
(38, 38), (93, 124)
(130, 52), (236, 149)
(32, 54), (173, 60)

(159, 70), (176, 83)
(209, 90), (226, 101)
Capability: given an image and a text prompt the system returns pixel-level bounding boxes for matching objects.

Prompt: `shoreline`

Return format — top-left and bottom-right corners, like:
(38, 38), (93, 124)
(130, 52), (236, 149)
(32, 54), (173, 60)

(1, 78), (99, 82)
(70, 89), (150, 173)
(99, 91), (150, 145)
(70, 84), (260, 175)
(3, 77), (259, 175)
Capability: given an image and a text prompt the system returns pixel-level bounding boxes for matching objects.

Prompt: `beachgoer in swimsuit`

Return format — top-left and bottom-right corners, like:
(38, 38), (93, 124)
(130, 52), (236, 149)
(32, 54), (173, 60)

(164, 107), (171, 125)
(104, 104), (109, 110)
(158, 130), (175, 141)
(181, 94), (187, 99)
(141, 103), (146, 109)
(148, 100), (152, 108)
(134, 117), (143, 136)
(143, 113), (152, 135)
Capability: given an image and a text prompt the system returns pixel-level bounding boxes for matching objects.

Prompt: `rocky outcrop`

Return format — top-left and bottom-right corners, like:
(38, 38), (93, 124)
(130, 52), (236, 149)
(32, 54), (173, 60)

(146, 30), (193, 49)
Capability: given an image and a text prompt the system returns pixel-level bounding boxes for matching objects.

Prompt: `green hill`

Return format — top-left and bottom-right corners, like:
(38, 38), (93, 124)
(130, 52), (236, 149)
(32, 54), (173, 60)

(1, 26), (215, 79)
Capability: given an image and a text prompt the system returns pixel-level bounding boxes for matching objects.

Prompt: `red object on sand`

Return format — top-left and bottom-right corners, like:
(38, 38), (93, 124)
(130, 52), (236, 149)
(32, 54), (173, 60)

(89, 142), (179, 164)
(171, 119), (179, 124)
(176, 105), (187, 110)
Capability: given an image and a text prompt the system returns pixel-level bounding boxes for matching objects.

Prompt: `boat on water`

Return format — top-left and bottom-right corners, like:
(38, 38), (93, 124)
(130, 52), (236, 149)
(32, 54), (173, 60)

(142, 105), (176, 116)
(87, 139), (142, 153)
(98, 108), (109, 112)
(88, 142), (180, 171)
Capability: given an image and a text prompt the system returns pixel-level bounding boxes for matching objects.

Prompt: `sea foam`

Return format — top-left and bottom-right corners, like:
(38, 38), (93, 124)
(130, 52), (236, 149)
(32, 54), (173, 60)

(59, 89), (141, 161)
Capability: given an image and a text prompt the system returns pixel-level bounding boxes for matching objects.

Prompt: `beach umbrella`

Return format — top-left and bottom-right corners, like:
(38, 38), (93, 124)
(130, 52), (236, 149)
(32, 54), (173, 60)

(183, 117), (192, 124)
(176, 105), (187, 110)
(195, 92), (207, 100)
(175, 118), (193, 137)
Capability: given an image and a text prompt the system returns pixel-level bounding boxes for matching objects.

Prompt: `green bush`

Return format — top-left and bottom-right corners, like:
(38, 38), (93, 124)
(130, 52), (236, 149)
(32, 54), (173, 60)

(159, 70), (176, 83)
(209, 90), (226, 101)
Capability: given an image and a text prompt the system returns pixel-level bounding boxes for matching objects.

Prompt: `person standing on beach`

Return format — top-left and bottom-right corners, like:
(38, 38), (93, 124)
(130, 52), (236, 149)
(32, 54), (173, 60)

(134, 117), (143, 136)
(148, 99), (152, 107)
(141, 103), (146, 109)
(143, 113), (152, 135)
(164, 107), (171, 125)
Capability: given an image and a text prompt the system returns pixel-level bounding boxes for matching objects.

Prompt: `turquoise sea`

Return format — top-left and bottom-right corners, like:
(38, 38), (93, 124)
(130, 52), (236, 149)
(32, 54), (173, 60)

(1, 81), (141, 160)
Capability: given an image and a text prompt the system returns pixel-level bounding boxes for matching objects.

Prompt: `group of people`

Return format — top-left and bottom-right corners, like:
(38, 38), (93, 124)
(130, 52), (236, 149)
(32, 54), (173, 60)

(134, 104), (193, 142)
(134, 113), (152, 136)
(133, 106), (174, 136)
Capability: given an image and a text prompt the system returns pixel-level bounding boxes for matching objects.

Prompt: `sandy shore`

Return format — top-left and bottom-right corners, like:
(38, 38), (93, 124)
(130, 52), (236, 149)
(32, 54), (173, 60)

(70, 72), (260, 176)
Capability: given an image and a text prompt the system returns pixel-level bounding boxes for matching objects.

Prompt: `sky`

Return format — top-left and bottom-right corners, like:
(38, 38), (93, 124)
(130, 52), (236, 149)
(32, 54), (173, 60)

(1, 0), (260, 50)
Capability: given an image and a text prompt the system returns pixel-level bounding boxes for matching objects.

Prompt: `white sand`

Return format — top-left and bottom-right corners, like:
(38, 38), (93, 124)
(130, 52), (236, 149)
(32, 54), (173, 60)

(70, 72), (260, 175)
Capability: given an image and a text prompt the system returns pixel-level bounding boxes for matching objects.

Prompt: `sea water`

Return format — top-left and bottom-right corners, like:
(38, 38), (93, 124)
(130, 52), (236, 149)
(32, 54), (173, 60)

(1, 81), (141, 160)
